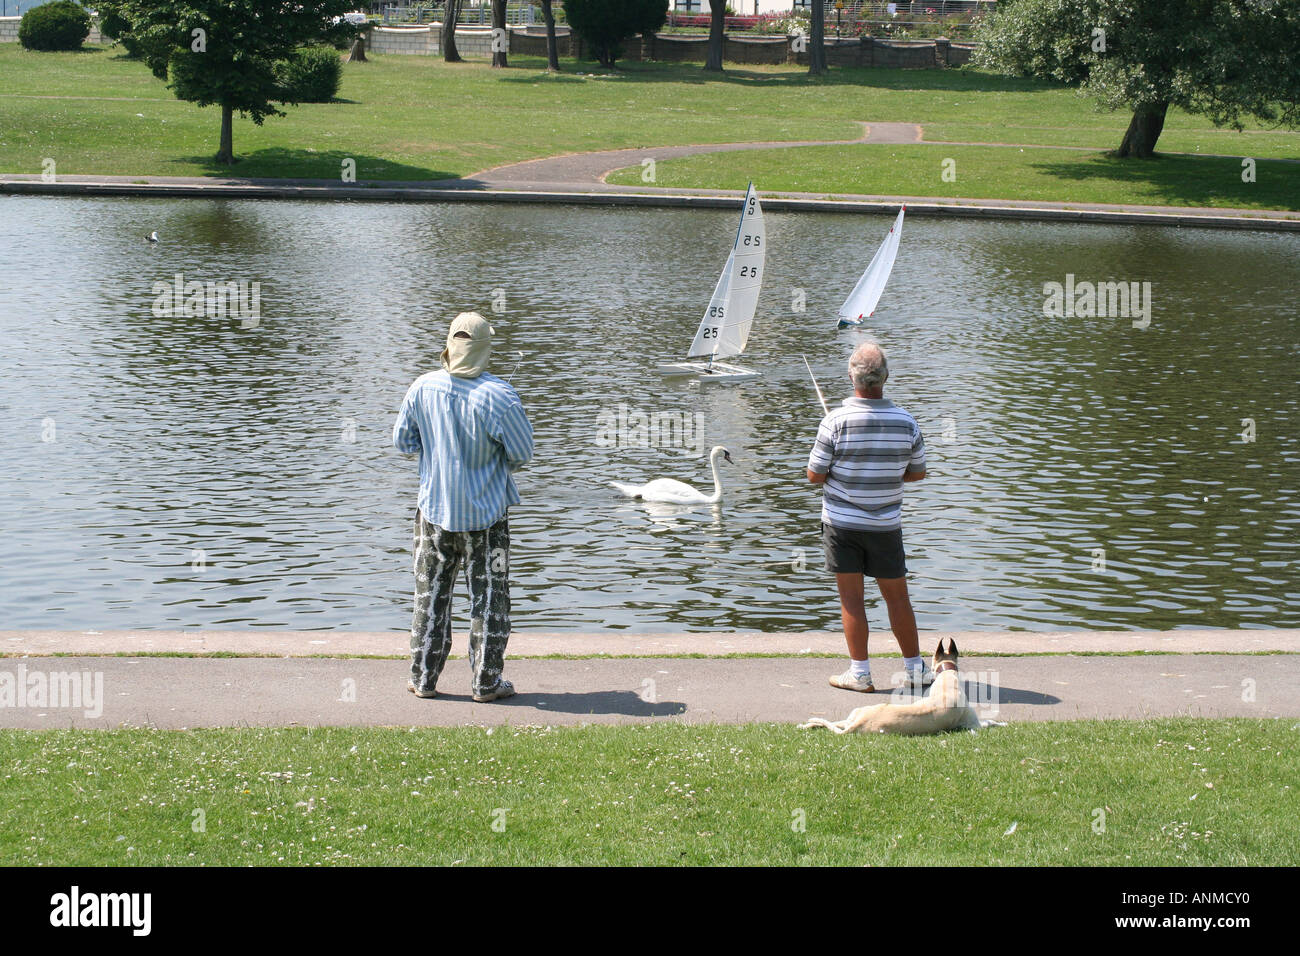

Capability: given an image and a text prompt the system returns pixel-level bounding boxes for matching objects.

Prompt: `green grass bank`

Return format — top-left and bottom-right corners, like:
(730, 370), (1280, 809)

(1, 718), (1294, 865)
(1, 44), (1296, 210)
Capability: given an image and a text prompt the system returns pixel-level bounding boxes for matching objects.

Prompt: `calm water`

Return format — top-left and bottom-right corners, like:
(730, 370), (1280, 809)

(0, 196), (1296, 632)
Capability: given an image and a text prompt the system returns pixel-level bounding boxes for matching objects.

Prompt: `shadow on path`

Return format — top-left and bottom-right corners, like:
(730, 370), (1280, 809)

(503, 690), (687, 717)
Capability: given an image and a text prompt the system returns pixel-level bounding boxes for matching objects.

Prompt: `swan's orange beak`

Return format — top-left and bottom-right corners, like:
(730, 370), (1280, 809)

(723, 451), (734, 464)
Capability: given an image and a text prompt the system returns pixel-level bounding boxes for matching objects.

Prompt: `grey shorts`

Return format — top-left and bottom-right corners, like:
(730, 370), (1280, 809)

(822, 522), (907, 579)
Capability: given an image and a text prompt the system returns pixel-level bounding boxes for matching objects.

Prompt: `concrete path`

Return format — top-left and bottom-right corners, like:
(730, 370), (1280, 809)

(462, 121), (871, 187)
(1, 654), (1294, 729)
(4, 174), (1297, 231)
(3, 628), (1298, 657)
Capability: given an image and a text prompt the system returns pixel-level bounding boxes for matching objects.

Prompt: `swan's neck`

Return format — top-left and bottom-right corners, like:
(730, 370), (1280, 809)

(707, 454), (723, 504)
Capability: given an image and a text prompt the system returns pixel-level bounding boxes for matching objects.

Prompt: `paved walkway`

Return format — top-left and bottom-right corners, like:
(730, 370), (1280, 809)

(1, 654), (1295, 729)
(3, 628), (1297, 657)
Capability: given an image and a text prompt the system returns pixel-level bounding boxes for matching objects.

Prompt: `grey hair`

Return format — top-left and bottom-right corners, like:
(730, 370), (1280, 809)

(849, 342), (888, 391)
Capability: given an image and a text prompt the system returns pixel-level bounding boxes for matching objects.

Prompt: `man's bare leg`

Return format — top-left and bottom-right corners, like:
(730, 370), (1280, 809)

(876, 576), (920, 659)
(835, 572), (870, 660)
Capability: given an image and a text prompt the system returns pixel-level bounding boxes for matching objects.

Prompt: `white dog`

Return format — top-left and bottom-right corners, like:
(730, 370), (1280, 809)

(800, 639), (1002, 735)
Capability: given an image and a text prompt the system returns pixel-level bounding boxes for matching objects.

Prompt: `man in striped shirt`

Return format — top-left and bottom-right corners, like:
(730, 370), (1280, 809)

(393, 312), (534, 702)
(807, 342), (931, 693)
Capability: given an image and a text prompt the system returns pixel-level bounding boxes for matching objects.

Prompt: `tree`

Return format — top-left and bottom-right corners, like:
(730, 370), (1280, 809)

(491, 0), (508, 67)
(704, 1), (725, 72)
(347, 24), (368, 62)
(442, 0), (463, 62)
(975, 0), (1300, 158)
(807, 0), (827, 75)
(564, 0), (667, 68)
(536, 0), (561, 72)
(118, 0), (356, 165)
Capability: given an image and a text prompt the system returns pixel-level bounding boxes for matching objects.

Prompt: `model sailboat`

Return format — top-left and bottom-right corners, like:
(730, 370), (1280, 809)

(658, 183), (765, 383)
(837, 205), (905, 328)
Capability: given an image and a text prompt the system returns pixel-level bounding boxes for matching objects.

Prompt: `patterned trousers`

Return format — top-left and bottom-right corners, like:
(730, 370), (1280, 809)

(410, 510), (511, 697)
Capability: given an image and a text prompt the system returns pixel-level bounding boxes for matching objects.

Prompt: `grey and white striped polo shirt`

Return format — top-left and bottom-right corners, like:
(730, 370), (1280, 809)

(807, 397), (926, 532)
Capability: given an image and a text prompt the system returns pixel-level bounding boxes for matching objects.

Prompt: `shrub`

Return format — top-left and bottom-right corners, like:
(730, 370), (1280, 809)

(564, 0), (667, 67)
(17, 1), (91, 52)
(276, 46), (343, 104)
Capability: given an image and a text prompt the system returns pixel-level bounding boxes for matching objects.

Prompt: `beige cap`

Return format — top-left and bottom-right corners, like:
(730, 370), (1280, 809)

(440, 311), (494, 378)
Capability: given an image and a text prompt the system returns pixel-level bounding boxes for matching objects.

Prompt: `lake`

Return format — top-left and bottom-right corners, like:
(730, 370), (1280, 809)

(0, 195), (1296, 632)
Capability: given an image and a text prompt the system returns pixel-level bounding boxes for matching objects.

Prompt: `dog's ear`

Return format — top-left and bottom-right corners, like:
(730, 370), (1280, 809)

(947, 638), (959, 657)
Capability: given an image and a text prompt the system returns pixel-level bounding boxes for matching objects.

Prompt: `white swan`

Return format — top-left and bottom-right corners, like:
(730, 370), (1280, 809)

(611, 446), (733, 505)
(146, 231), (159, 243)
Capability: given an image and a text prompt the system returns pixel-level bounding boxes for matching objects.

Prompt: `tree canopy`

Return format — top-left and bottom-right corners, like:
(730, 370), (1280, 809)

(975, 0), (1300, 157)
(112, 0), (357, 164)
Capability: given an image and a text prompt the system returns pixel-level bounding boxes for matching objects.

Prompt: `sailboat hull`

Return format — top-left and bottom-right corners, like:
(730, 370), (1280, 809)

(657, 361), (760, 382)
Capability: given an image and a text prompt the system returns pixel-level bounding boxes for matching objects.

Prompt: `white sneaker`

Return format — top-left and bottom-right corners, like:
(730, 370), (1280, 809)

(905, 662), (935, 687)
(829, 669), (876, 693)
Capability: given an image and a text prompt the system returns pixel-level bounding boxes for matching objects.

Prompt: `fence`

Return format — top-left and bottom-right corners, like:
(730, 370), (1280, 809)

(375, 2), (541, 26)
(667, 1), (994, 40)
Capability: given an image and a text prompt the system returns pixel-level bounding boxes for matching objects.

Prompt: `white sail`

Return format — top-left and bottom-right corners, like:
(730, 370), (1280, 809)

(837, 206), (905, 324)
(687, 184), (765, 361)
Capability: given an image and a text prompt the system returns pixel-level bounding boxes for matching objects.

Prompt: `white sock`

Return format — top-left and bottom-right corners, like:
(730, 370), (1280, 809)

(904, 655), (923, 671)
(850, 658), (871, 678)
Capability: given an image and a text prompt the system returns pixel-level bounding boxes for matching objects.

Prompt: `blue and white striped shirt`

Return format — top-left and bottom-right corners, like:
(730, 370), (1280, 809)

(808, 397), (925, 532)
(393, 370), (534, 532)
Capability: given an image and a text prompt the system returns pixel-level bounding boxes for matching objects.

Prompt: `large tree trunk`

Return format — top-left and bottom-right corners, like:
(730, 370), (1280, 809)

(442, 0), (462, 62)
(491, 0), (508, 67)
(347, 29), (367, 62)
(1116, 101), (1169, 157)
(540, 0), (559, 72)
(216, 103), (234, 165)
(808, 1), (827, 75)
(704, 2), (724, 72)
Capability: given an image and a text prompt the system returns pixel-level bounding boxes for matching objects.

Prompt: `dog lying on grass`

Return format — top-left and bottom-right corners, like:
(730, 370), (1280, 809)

(800, 639), (1004, 735)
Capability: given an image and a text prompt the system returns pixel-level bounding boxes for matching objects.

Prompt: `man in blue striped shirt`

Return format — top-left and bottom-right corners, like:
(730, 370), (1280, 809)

(807, 342), (931, 694)
(394, 312), (534, 702)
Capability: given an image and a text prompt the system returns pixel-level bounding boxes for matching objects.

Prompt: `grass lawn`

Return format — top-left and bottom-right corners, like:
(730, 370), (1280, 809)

(0, 44), (1296, 208)
(1, 718), (1294, 865)
(607, 143), (1300, 211)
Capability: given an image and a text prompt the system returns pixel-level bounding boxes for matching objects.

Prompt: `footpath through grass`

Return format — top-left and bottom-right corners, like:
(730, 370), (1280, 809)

(1, 44), (1296, 209)
(1, 718), (1294, 865)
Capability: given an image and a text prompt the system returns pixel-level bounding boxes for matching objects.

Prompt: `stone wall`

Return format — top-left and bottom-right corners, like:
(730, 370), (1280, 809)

(794, 36), (977, 69)
(366, 24), (560, 57)
(368, 25), (439, 56)
(0, 15), (104, 44)
(636, 33), (974, 69)
(509, 28), (579, 59)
